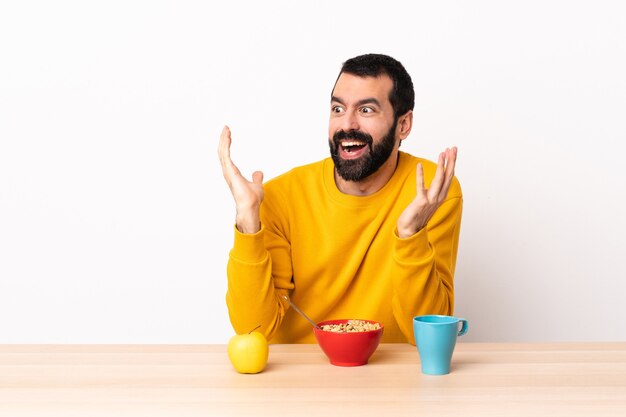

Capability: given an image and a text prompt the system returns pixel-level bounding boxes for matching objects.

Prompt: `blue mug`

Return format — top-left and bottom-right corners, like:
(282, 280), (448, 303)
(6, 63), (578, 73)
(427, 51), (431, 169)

(413, 315), (468, 375)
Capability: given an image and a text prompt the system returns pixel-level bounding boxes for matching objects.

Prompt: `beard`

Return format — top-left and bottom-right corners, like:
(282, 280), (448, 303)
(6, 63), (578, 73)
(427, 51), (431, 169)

(329, 118), (398, 182)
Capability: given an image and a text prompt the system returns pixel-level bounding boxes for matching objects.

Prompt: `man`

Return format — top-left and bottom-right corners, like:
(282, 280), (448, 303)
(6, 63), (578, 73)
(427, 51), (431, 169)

(218, 54), (462, 344)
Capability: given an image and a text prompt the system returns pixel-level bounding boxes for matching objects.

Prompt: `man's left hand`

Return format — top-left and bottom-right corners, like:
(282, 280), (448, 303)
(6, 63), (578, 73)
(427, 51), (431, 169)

(396, 147), (458, 238)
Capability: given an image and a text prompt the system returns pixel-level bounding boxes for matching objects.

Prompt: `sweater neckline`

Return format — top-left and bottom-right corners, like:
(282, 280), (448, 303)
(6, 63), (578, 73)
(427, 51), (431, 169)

(322, 151), (411, 207)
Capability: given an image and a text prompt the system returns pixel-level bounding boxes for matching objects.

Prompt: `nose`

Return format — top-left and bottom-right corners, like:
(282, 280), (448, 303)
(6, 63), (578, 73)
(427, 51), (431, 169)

(339, 110), (359, 132)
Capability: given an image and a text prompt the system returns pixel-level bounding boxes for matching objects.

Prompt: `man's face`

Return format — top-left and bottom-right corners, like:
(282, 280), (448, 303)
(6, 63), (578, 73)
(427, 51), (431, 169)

(329, 73), (399, 182)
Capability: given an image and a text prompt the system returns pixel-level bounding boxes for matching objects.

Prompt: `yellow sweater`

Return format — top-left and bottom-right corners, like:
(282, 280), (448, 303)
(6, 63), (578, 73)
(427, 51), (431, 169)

(226, 151), (463, 344)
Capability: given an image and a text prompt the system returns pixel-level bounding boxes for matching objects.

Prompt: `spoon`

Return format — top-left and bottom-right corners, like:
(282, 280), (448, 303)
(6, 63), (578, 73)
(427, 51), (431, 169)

(282, 295), (322, 330)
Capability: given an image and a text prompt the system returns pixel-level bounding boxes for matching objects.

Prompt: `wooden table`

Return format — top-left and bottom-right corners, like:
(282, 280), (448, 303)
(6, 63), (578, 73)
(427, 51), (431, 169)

(0, 343), (625, 416)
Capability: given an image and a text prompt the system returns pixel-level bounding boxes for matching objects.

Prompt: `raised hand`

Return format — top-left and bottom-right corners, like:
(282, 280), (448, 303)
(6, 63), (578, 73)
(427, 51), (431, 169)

(218, 126), (264, 233)
(396, 147), (458, 238)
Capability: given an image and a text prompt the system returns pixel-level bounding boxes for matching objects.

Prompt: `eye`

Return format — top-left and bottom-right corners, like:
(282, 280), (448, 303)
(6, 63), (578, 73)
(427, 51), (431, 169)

(332, 105), (344, 114)
(360, 106), (374, 114)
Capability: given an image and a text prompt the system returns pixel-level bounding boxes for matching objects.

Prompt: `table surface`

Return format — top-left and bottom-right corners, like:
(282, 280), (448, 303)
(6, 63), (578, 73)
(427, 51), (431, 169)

(0, 343), (625, 417)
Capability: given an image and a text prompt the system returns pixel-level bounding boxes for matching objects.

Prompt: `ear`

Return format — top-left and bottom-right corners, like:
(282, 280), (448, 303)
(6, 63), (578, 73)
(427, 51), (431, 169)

(397, 110), (413, 140)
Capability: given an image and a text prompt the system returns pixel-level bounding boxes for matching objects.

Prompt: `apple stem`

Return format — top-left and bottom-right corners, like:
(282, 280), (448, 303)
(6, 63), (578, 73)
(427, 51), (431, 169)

(249, 325), (262, 334)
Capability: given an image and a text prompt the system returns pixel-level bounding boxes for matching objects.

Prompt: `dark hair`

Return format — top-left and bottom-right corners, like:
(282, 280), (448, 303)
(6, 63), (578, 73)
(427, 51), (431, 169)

(337, 53), (415, 119)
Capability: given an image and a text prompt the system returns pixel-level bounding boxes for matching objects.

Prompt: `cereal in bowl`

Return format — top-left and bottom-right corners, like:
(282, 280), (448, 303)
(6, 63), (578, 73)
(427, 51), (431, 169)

(320, 320), (381, 333)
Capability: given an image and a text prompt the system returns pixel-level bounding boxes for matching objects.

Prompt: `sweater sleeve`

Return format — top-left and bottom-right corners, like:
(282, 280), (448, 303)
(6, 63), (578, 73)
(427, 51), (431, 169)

(225, 183), (294, 341)
(390, 193), (463, 345)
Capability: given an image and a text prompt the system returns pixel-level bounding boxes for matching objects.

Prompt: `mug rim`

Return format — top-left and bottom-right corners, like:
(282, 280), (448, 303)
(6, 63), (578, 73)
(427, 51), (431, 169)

(413, 314), (464, 324)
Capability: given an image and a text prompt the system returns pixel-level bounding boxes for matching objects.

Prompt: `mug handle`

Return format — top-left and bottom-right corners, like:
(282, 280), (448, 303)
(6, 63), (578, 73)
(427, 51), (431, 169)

(457, 319), (468, 336)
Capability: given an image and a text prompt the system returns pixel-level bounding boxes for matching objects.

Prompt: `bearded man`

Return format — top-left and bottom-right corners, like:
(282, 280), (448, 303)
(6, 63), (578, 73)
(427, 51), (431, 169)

(218, 53), (462, 344)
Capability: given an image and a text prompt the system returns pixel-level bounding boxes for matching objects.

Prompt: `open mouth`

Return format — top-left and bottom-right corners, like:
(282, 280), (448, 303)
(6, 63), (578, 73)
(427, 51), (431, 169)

(341, 141), (366, 152)
(339, 140), (368, 159)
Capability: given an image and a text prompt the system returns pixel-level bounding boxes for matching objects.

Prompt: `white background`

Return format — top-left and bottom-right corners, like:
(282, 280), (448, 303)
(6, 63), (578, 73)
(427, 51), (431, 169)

(1, 0), (625, 343)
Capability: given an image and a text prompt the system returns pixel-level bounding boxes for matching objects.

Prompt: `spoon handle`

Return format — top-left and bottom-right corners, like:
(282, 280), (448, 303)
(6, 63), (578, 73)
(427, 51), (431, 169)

(282, 295), (322, 330)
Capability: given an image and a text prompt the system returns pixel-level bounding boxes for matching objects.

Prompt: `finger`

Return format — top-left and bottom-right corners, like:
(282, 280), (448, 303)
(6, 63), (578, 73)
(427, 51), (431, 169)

(252, 170), (264, 185)
(443, 147), (457, 184)
(415, 162), (426, 199)
(218, 126), (241, 180)
(218, 126), (232, 166)
(428, 151), (446, 199)
(440, 147), (458, 199)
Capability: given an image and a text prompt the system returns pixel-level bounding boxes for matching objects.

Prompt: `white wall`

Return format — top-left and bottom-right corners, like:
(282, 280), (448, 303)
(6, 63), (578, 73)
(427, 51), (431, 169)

(1, 0), (625, 343)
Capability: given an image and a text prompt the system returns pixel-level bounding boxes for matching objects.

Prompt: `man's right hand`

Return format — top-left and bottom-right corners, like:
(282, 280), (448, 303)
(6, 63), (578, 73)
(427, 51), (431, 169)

(218, 126), (264, 234)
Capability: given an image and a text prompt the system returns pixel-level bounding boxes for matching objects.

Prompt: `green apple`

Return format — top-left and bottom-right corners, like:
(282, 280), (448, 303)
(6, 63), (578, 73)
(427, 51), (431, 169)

(227, 326), (269, 374)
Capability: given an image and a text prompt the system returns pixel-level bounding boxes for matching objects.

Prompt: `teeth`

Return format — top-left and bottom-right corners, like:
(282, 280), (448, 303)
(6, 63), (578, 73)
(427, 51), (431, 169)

(342, 141), (365, 147)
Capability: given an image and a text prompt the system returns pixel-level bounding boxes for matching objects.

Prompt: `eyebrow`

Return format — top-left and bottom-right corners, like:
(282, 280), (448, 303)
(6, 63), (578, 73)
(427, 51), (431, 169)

(331, 96), (382, 108)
